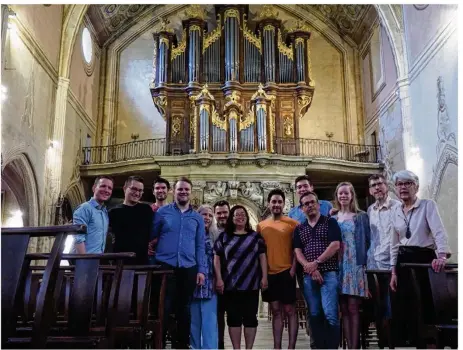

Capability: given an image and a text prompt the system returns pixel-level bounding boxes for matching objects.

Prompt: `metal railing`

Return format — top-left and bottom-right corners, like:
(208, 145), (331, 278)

(82, 137), (380, 165)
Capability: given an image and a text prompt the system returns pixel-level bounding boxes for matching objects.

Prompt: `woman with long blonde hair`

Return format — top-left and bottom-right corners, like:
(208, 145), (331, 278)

(190, 204), (219, 349)
(332, 182), (370, 349)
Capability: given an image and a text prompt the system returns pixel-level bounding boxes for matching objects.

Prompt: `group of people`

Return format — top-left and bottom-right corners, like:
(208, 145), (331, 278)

(72, 170), (450, 349)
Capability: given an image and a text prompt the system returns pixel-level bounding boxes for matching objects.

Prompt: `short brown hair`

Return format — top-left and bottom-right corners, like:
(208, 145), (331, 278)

(124, 175), (144, 187)
(94, 175), (114, 186)
(174, 176), (192, 189)
(154, 176), (171, 190)
(368, 173), (386, 185)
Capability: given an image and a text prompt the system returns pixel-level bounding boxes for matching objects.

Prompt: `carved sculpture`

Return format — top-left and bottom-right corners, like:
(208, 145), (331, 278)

(204, 181), (227, 203)
(228, 180), (240, 199)
(436, 76), (456, 156)
(240, 181), (263, 205)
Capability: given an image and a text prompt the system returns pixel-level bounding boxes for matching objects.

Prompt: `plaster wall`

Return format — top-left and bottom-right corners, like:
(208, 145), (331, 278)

(69, 23), (101, 121)
(299, 30), (345, 142)
(362, 24), (398, 126)
(1, 26), (56, 202)
(403, 5), (458, 70)
(116, 31), (166, 143)
(10, 5), (63, 70)
(61, 102), (96, 192)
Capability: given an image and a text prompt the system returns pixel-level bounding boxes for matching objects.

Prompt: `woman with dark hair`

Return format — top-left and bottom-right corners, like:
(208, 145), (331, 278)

(213, 205), (268, 349)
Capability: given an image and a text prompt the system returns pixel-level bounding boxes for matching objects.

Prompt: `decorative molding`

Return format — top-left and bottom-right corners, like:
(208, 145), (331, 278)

(409, 14), (457, 83)
(369, 23), (386, 102)
(9, 16), (58, 84)
(67, 88), (97, 135)
(429, 144), (457, 201)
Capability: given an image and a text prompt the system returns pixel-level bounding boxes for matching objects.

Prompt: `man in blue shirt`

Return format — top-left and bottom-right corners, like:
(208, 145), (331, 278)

(73, 175), (114, 254)
(288, 175), (333, 223)
(288, 175), (333, 346)
(151, 176), (206, 349)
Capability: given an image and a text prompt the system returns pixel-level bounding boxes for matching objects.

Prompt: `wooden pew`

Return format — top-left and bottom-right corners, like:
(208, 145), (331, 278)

(7, 252), (135, 348)
(401, 263), (458, 348)
(1, 225), (86, 348)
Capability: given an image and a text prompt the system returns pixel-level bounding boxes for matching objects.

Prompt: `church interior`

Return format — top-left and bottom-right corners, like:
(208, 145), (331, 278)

(0, 3), (459, 349)
(1, 4), (458, 258)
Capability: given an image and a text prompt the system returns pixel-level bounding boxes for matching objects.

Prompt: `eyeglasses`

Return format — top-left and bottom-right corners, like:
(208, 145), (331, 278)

(233, 213), (247, 218)
(301, 200), (317, 207)
(395, 181), (414, 188)
(129, 187), (143, 193)
(369, 182), (385, 188)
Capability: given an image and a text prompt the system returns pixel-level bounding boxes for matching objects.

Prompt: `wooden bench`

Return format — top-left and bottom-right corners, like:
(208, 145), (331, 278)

(2, 225), (86, 348)
(401, 263), (458, 348)
(6, 252), (135, 348)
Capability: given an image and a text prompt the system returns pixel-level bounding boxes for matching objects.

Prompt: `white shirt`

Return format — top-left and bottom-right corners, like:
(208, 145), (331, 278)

(367, 196), (401, 270)
(390, 198), (451, 266)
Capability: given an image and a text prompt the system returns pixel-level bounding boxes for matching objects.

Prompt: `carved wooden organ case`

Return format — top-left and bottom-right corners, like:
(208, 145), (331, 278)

(150, 5), (315, 155)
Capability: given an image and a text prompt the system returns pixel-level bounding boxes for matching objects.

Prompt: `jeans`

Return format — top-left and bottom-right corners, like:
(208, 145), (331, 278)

(190, 294), (218, 349)
(302, 271), (340, 349)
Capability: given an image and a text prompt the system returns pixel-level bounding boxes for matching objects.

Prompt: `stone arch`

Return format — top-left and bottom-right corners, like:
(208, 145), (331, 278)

(211, 195), (263, 228)
(1, 153), (40, 227)
(374, 5), (408, 79)
(58, 5), (89, 78)
(62, 181), (86, 211)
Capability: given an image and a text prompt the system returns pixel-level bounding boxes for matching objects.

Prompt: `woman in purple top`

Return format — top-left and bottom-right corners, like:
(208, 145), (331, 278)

(190, 205), (219, 349)
(213, 205), (268, 349)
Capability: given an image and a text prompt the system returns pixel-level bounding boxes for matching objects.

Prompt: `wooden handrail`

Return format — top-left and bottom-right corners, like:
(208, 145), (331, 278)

(1, 224), (86, 236)
(400, 263), (458, 269)
(26, 253), (136, 260)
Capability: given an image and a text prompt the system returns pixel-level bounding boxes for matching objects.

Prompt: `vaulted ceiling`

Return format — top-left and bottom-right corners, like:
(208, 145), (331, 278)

(86, 4), (378, 48)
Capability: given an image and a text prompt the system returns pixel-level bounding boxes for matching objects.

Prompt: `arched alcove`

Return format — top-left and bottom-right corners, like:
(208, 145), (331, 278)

(1, 153), (39, 227)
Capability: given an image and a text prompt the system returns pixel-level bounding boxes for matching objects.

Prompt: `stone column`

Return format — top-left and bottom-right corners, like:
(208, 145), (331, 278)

(39, 77), (70, 251)
(397, 78), (414, 170)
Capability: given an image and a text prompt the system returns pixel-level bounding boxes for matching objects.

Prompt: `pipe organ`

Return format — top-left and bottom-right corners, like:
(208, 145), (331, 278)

(151, 5), (315, 155)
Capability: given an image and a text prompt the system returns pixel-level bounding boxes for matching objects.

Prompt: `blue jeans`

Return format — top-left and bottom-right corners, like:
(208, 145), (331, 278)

(302, 271), (340, 349)
(190, 294), (218, 349)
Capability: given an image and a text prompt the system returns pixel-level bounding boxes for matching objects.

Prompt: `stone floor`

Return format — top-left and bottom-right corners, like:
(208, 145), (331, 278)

(224, 318), (312, 349)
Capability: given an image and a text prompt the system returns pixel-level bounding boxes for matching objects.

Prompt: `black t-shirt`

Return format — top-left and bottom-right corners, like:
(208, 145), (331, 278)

(108, 203), (154, 265)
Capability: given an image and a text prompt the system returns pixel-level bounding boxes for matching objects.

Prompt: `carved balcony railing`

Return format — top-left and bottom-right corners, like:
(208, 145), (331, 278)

(81, 137), (380, 165)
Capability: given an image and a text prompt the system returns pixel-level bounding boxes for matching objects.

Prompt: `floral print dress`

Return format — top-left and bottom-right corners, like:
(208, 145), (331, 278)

(338, 219), (367, 297)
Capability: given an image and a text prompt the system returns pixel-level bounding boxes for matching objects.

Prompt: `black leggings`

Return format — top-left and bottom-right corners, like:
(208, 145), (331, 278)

(224, 290), (259, 328)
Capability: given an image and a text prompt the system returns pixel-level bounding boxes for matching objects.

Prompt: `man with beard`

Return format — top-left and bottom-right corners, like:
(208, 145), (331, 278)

(108, 176), (153, 265)
(257, 189), (299, 349)
(151, 176), (206, 349)
(148, 177), (170, 261)
(293, 192), (341, 349)
(288, 175), (332, 346)
(366, 174), (401, 342)
(73, 175), (114, 254)
(213, 200), (230, 349)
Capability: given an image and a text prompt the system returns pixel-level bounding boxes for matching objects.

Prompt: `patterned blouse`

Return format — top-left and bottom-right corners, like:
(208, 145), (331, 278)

(193, 234), (215, 299)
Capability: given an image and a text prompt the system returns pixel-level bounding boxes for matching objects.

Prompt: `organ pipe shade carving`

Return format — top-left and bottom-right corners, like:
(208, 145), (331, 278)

(149, 6), (315, 155)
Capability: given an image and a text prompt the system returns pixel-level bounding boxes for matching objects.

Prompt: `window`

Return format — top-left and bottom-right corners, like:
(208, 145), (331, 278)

(81, 27), (95, 76)
(82, 28), (93, 64)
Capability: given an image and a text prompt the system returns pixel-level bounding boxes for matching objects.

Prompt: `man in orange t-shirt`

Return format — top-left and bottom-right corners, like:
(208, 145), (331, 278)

(257, 188), (299, 349)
